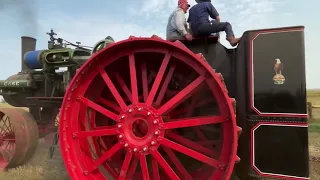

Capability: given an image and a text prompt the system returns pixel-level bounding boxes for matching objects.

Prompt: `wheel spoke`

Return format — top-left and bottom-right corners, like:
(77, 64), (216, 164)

(129, 54), (139, 104)
(150, 149), (179, 180)
(99, 68), (127, 109)
(0, 149), (7, 163)
(167, 131), (217, 157)
(97, 97), (121, 113)
(118, 152), (133, 180)
(87, 142), (122, 173)
(161, 138), (221, 168)
(171, 98), (215, 117)
(73, 127), (117, 139)
(140, 155), (150, 180)
(158, 76), (205, 115)
(146, 52), (171, 105)
(152, 158), (160, 180)
(141, 63), (149, 102)
(115, 73), (133, 103)
(3, 118), (10, 133)
(77, 96), (118, 121)
(155, 65), (176, 106)
(163, 116), (227, 130)
(162, 147), (193, 180)
(197, 140), (218, 146)
(127, 155), (139, 178)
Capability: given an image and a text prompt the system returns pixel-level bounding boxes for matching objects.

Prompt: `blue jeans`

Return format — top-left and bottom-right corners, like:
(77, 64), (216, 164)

(193, 20), (235, 38)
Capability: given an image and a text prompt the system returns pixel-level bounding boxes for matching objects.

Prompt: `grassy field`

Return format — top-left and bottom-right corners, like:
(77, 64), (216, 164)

(0, 90), (319, 180)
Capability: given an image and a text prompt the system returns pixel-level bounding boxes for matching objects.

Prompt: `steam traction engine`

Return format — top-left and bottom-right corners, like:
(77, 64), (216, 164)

(0, 26), (309, 180)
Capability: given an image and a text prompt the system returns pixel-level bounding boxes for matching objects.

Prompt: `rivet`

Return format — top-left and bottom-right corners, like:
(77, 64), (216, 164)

(124, 143), (129, 147)
(155, 131), (159, 135)
(121, 115), (125, 119)
(153, 120), (158, 124)
(83, 171), (88, 176)
(151, 141), (156, 145)
(138, 108), (142, 111)
(147, 112), (151, 115)
(128, 109), (132, 113)
(117, 124), (122, 128)
(119, 134), (123, 139)
(143, 147), (148, 151)
(133, 148), (138, 152)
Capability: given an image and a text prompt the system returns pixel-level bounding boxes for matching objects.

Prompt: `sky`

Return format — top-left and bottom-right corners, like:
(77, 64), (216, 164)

(0, 0), (319, 89)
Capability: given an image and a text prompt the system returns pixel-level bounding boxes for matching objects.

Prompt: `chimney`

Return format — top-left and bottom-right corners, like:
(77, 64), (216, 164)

(21, 36), (37, 71)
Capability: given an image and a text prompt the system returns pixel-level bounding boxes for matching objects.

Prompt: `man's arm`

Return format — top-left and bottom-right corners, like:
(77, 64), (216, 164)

(206, 2), (220, 22)
(174, 10), (188, 36)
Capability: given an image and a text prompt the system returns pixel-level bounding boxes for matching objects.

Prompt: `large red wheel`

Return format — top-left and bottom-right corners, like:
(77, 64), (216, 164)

(59, 36), (239, 180)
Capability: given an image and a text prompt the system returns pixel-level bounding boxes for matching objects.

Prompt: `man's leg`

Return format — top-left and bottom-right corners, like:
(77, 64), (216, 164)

(196, 21), (241, 46)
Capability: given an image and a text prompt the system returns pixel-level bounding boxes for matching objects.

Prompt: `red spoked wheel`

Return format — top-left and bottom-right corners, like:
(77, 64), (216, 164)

(59, 36), (239, 180)
(0, 108), (38, 170)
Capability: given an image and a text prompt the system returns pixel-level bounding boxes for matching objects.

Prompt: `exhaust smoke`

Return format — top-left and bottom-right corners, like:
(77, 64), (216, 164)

(0, 0), (38, 37)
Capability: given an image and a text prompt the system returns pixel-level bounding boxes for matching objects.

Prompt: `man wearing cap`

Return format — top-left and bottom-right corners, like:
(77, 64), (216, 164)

(187, 0), (241, 47)
(166, 0), (193, 41)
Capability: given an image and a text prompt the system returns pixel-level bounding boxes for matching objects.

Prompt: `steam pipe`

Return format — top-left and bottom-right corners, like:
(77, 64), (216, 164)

(21, 36), (36, 71)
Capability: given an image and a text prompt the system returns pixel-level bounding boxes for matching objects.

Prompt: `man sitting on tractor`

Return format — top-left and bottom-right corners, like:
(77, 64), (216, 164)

(187, 0), (241, 47)
(166, 0), (193, 41)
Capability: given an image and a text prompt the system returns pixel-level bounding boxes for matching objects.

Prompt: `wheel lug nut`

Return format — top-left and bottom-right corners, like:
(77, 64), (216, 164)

(128, 109), (132, 113)
(133, 148), (138, 152)
(143, 147), (148, 151)
(155, 131), (159, 135)
(124, 143), (128, 147)
(147, 112), (151, 115)
(119, 134), (123, 139)
(151, 141), (156, 145)
(117, 124), (122, 128)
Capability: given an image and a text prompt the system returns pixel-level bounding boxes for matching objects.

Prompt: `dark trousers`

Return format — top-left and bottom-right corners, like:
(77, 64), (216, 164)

(193, 20), (235, 38)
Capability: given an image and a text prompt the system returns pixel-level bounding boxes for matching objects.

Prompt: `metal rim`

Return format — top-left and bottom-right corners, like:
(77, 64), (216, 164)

(59, 36), (238, 180)
(0, 108), (38, 170)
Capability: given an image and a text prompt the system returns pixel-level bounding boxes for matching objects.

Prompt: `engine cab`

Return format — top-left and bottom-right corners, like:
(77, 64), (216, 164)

(172, 26), (309, 180)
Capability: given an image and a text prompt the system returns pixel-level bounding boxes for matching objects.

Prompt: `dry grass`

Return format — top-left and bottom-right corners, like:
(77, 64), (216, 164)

(0, 139), (64, 180)
(309, 132), (320, 180)
(0, 90), (319, 179)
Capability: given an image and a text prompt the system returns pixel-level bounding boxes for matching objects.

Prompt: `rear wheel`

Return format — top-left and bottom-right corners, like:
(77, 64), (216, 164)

(0, 108), (38, 170)
(59, 36), (239, 179)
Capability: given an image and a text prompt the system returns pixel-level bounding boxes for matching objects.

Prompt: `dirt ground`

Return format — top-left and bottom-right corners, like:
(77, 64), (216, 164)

(0, 138), (68, 180)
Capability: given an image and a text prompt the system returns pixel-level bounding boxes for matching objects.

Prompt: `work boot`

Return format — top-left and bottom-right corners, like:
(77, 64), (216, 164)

(227, 36), (241, 47)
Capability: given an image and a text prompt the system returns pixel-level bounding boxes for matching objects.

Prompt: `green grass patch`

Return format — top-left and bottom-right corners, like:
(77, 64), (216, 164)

(309, 123), (320, 133)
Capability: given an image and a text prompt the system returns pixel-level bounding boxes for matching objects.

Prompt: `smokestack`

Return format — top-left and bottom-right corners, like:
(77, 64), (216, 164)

(21, 36), (36, 71)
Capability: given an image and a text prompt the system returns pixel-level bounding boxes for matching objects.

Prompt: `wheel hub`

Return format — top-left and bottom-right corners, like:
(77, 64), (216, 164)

(117, 104), (164, 154)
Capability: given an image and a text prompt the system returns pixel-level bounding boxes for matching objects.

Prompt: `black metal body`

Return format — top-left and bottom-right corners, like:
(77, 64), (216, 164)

(181, 26), (309, 180)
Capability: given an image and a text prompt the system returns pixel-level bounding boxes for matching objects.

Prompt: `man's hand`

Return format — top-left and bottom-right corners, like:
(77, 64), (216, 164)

(215, 16), (220, 23)
(184, 33), (193, 41)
